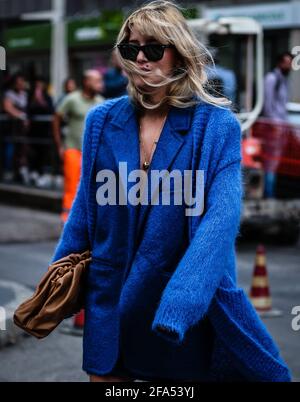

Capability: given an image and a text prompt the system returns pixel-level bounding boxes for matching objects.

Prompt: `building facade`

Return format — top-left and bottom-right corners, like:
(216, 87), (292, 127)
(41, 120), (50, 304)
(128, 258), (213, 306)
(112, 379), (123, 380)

(1, 1), (299, 102)
(203, 0), (300, 102)
(0, 0), (200, 89)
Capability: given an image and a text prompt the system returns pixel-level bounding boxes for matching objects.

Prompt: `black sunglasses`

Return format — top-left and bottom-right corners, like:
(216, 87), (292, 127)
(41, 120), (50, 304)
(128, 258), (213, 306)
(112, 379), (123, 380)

(117, 43), (175, 62)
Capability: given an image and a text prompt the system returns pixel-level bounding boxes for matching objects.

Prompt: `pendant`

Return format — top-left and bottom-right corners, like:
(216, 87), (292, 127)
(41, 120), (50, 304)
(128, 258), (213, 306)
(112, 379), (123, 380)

(143, 161), (150, 170)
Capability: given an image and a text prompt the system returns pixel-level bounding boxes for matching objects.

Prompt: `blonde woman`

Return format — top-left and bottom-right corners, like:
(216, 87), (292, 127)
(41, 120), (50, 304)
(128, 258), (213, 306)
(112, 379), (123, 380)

(52, 1), (291, 382)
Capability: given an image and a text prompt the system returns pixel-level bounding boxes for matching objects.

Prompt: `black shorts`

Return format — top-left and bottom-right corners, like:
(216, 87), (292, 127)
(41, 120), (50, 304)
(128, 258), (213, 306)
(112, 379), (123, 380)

(108, 353), (135, 379)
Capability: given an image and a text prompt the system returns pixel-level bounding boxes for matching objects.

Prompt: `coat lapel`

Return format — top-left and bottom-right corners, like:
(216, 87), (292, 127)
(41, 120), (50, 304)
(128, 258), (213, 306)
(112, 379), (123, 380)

(136, 104), (194, 238)
(108, 99), (141, 184)
(104, 97), (194, 252)
(106, 99), (142, 265)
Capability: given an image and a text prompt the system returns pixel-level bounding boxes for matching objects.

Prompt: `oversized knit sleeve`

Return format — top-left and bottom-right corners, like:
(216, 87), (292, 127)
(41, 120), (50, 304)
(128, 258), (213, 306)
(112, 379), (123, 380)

(50, 107), (97, 262)
(151, 108), (243, 345)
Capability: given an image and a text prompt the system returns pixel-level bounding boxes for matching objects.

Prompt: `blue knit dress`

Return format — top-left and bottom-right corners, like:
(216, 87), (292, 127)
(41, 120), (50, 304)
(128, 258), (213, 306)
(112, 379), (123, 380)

(52, 95), (291, 381)
(84, 103), (215, 381)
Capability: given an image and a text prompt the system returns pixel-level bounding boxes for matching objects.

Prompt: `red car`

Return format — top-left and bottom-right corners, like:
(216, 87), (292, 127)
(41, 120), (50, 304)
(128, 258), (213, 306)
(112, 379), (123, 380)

(241, 104), (300, 244)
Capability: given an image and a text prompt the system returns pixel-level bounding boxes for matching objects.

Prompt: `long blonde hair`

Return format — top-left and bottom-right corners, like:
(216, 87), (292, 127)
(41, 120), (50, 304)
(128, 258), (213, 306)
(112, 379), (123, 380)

(115, 0), (231, 110)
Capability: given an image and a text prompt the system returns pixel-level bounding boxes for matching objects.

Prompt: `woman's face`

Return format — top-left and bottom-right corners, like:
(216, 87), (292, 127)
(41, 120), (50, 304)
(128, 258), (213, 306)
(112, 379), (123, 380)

(127, 26), (177, 95)
(35, 80), (46, 91)
(66, 79), (77, 93)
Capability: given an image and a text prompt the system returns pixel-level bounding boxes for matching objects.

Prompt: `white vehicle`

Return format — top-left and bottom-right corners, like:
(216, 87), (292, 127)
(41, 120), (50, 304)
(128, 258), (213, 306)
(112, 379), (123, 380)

(188, 17), (300, 244)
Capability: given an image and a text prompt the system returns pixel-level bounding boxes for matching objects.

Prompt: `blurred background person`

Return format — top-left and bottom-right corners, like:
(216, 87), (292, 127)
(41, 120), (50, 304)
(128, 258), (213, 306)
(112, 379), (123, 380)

(262, 52), (293, 122)
(27, 76), (54, 187)
(103, 48), (128, 99)
(2, 73), (29, 184)
(53, 77), (78, 186)
(206, 50), (237, 104)
(55, 77), (77, 108)
(52, 69), (105, 223)
(262, 52), (293, 198)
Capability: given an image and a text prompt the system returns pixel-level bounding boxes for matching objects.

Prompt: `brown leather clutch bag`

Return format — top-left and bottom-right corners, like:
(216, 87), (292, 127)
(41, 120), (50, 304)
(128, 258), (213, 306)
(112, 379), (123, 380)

(13, 250), (91, 339)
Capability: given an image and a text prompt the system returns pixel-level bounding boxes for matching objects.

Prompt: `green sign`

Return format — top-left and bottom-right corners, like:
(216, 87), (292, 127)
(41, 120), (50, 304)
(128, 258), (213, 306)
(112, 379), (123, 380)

(4, 8), (199, 53)
(182, 7), (200, 20)
(4, 24), (51, 51)
(68, 11), (124, 47)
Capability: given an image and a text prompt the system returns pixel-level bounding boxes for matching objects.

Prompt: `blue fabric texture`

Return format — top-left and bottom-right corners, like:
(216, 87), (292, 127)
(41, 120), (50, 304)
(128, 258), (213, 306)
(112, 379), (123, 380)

(52, 95), (292, 382)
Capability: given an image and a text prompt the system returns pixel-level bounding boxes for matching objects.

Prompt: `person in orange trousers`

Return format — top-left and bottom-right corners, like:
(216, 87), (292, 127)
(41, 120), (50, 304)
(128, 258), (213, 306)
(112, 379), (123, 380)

(52, 70), (105, 223)
(61, 149), (82, 223)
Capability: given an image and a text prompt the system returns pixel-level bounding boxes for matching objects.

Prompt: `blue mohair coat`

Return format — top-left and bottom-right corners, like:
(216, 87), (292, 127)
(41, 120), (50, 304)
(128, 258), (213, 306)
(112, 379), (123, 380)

(52, 95), (291, 382)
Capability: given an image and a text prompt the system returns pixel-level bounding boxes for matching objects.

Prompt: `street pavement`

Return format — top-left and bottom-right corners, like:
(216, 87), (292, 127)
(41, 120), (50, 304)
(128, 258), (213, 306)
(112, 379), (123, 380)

(0, 205), (299, 382)
(0, 204), (61, 244)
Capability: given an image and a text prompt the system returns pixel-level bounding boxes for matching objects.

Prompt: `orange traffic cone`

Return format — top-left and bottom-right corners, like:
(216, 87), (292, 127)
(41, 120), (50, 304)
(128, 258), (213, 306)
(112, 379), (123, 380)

(73, 309), (85, 329)
(249, 244), (282, 317)
(60, 309), (85, 336)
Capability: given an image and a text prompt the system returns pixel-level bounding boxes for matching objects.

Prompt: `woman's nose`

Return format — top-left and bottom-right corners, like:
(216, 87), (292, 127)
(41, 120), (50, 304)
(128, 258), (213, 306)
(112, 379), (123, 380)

(136, 48), (148, 62)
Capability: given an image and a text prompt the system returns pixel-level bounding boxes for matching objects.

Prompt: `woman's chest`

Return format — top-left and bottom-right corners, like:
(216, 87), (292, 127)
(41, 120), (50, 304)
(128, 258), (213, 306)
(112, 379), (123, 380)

(92, 118), (194, 265)
(95, 116), (194, 181)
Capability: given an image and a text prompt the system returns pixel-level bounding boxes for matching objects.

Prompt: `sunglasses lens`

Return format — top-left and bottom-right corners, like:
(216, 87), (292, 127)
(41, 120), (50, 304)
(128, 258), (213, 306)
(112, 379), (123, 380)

(118, 44), (138, 61)
(118, 44), (170, 62)
(144, 45), (164, 61)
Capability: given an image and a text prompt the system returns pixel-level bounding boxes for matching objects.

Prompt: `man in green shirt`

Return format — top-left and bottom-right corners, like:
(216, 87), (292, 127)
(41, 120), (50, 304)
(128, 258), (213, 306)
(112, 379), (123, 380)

(52, 70), (105, 222)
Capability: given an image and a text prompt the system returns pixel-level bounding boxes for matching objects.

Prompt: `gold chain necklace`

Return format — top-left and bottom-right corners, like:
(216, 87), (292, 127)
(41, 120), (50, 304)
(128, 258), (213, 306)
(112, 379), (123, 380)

(139, 115), (167, 171)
